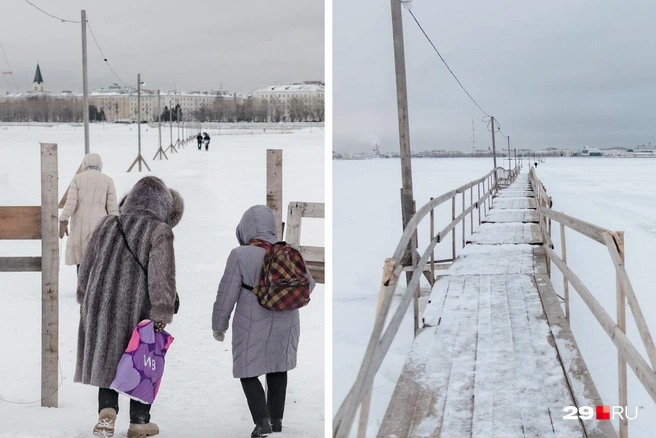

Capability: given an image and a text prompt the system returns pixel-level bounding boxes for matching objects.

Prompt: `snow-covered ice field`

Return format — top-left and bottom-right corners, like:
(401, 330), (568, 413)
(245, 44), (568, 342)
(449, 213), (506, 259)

(0, 123), (325, 437)
(334, 157), (656, 437)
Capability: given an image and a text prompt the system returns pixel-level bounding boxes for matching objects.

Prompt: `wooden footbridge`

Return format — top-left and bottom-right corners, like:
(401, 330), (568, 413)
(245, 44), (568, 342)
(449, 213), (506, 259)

(334, 167), (656, 438)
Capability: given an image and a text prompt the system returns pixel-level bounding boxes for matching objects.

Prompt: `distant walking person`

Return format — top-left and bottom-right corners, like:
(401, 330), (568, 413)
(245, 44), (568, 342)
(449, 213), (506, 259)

(196, 132), (203, 150)
(203, 132), (211, 151)
(59, 153), (118, 272)
(212, 205), (315, 437)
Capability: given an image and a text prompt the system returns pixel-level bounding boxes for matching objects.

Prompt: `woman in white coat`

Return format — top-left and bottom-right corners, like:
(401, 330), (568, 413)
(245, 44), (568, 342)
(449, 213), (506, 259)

(59, 153), (118, 269)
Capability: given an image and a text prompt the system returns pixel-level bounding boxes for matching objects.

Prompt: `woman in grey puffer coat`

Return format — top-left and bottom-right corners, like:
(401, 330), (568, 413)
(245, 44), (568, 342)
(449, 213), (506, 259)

(212, 205), (315, 437)
(76, 176), (183, 438)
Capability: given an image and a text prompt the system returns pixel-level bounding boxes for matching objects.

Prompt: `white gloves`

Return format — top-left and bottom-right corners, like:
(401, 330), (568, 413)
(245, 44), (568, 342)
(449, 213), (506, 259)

(213, 331), (225, 342)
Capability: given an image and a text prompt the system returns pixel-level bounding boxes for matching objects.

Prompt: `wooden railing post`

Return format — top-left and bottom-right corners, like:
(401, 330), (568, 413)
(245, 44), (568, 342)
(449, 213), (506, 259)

(267, 149), (283, 239)
(461, 191), (465, 248)
(412, 201), (419, 337)
(617, 231), (628, 438)
(357, 260), (395, 438)
(430, 198), (435, 284)
(451, 197), (456, 260)
(477, 183), (481, 225)
(470, 187), (474, 234)
(40, 143), (59, 408)
(560, 223), (570, 322)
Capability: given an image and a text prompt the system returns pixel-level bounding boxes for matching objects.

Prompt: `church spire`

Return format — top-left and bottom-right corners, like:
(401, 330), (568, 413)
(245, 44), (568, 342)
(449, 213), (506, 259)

(32, 63), (44, 92)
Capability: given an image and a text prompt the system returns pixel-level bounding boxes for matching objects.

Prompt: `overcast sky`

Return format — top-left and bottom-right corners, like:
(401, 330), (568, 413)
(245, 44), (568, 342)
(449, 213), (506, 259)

(0, 0), (323, 95)
(334, 0), (656, 152)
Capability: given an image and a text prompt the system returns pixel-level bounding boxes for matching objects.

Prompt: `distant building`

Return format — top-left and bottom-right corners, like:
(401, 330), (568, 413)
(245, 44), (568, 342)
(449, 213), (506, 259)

(252, 82), (324, 122)
(32, 63), (44, 93)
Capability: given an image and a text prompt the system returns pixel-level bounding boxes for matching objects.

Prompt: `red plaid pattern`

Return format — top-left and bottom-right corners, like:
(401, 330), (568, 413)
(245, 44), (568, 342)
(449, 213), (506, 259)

(247, 239), (311, 310)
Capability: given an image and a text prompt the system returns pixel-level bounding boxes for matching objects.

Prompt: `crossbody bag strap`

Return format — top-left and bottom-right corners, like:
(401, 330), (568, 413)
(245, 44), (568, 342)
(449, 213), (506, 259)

(116, 216), (148, 275)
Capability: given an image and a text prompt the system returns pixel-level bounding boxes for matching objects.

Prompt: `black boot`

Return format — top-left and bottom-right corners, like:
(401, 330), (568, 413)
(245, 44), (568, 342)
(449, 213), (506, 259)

(251, 418), (273, 437)
(271, 419), (282, 433)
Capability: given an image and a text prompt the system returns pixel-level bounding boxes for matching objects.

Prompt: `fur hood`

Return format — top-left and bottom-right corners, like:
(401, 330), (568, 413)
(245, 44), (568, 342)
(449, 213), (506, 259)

(120, 176), (184, 227)
(236, 205), (277, 245)
(82, 153), (103, 171)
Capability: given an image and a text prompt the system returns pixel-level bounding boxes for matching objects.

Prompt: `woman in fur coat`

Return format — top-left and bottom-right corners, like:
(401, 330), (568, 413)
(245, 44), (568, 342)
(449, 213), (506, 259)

(75, 176), (183, 438)
(59, 153), (118, 269)
(212, 205), (315, 437)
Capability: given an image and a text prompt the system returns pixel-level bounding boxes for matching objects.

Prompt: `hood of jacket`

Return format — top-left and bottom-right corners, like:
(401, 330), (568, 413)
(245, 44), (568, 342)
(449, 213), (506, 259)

(119, 176), (184, 227)
(236, 205), (278, 245)
(82, 153), (103, 171)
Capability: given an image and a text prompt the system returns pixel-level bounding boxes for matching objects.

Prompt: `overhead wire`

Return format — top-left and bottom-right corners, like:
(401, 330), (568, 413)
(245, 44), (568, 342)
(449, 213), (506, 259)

(406, 8), (490, 118)
(22, 0), (80, 23)
(87, 22), (129, 87)
(0, 40), (20, 92)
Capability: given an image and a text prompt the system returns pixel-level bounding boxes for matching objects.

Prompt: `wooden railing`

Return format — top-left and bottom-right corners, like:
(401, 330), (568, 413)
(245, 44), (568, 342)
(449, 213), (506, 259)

(333, 165), (520, 438)
(529, 168), (656, 438)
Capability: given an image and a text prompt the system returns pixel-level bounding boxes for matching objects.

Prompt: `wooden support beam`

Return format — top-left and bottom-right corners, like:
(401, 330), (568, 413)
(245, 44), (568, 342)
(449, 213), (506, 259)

(0, 256), (42, 271)
(267, 149), (283, 240)
(40, 142), (59, 408)
(0, 206), (41, 239)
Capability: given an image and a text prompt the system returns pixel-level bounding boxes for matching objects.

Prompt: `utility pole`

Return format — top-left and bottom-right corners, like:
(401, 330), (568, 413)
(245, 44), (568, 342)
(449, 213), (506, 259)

(81, 10), (89, 154)
(158, 90), (162, 150)
(137, 73), (142, 171)
(391, 0), (414, 229)
(491, 116), (498, 185)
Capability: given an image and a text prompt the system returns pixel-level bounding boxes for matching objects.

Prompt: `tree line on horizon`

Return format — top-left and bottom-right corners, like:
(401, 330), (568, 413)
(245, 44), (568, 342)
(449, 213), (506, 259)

(0, 94), (324, 123)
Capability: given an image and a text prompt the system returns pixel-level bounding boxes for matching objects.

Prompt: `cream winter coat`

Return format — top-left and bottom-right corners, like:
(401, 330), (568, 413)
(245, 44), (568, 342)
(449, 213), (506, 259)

(59, 154), (118, 265)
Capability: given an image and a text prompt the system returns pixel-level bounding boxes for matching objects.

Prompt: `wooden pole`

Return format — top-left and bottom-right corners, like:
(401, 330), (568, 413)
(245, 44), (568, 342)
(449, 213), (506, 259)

(137, 74), (141, 172)
(158, 90), (162, 149)
(430, 197), (435, 284)
(266, 149), (283, 239)
(560, 223), (570, 322)
(390, 0), (414, 231)
(461, 191), (465, 248)
(451, 197), (456, 260)
(40, 143), (59, 407)
(617, 231), (628, 438)
(477, 183), (481, 225)
(470, 187), (473, 234)
(507, 135), (511, 170)
(491, 116), (497, 184)
(81, 10), (90, 154)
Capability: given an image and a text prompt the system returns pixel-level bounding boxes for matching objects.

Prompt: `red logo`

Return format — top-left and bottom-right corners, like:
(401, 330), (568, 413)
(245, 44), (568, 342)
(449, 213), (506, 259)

(596, 406), (610, 420)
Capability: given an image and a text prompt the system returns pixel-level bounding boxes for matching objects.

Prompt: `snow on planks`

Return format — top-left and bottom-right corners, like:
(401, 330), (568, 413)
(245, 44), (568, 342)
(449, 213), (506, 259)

(378, 174), (603, 438)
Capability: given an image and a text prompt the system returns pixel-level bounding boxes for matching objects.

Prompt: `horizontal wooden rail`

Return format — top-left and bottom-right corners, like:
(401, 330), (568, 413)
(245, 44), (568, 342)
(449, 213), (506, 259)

(545, 246), (656, 402)
(0, 256), (42, 272)
(0, 206), (41, 240)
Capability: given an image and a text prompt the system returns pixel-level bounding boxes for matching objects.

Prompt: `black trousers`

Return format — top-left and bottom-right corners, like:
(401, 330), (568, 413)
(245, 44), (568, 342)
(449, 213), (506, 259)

(98, 387), (152, 424)
(240, 372), (287, 424)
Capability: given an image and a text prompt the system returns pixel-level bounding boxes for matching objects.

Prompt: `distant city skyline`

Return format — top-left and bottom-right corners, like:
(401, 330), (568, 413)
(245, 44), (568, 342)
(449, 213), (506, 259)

(0, 0), (323, 95)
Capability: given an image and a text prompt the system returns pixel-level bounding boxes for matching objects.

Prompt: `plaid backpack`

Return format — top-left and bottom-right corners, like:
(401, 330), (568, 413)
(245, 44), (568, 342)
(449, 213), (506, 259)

(241, 239), (311, 311)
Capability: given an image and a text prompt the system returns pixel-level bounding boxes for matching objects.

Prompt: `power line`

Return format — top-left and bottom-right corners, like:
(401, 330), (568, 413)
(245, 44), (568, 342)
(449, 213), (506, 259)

(405, 8), (490, 117)
(0, 40), (20, 92)
(87, 22), (129, 87)
(22, 0), (80, 23)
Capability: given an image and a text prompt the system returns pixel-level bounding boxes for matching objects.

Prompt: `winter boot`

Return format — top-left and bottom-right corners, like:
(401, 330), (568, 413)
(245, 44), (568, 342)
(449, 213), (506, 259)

(271, 419), (282, 433)
(251, 418), (273, 437)
(127, 422), (160, 438)
(93, 407), (117, 436)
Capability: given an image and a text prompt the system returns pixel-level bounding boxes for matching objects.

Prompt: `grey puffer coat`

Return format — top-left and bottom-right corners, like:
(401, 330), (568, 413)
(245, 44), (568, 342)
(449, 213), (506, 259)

(212, 205), (315, 379)
(75, 176), (184, 388)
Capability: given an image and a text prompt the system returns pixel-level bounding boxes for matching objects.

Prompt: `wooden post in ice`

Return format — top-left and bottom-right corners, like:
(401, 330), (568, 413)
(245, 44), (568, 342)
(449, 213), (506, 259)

(491, 116), (497, 186)
(126, 74), (150, 173)
(81, 10), (90, 154)
(616, 231), (628, 438)
(153, 90), (168, 160)
(390, 0), (414, 231)
(266, 149), (283, 239)
(41, 143), (59, 407)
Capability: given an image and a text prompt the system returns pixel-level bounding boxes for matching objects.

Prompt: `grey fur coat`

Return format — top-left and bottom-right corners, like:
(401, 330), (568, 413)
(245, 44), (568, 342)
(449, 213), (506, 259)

(212, 205), (315, 379)
(75, 176), (183, 388)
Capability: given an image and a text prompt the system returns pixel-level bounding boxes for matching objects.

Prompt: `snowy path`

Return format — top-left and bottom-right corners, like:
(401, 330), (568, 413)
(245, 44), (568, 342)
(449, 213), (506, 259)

(0, 124), (324, 438)
(378, 174), (611, 438)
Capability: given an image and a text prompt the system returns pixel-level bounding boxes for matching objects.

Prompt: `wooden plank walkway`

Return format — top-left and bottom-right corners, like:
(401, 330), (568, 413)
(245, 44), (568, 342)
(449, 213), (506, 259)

(378, 174), (615, 438)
